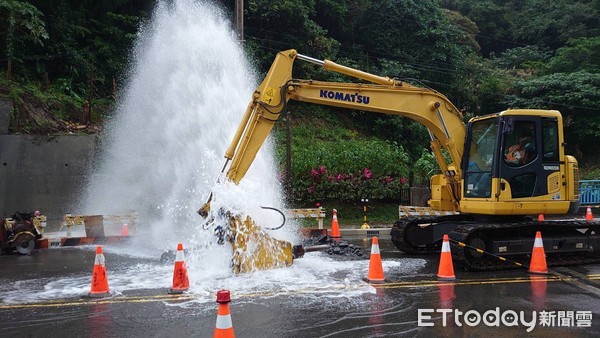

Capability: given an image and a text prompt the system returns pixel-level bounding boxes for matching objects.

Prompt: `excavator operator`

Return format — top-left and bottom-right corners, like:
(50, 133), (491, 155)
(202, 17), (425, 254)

(505, 133), (535, 166)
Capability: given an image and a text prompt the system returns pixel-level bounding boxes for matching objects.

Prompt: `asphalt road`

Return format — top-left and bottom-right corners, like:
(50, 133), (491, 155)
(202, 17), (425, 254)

(1, 238), (599, 337)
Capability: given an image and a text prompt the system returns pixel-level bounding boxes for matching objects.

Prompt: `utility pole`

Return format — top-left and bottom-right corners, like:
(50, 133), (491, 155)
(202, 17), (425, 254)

(286, 110), (292, 195)
(235, 0), (244, 41)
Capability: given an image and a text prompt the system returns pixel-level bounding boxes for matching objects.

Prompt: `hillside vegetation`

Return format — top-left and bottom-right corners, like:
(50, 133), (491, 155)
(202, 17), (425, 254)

(2, 0), (600, 211)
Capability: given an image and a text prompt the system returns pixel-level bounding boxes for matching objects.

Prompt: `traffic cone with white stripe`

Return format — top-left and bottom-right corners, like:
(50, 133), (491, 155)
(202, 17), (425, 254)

(528, 231), (548, 274)
(168, 243), (190, 294)
(88, 246), (110, 297)
(586, 206), (594, 221)
(437, 235), (456, 280)
(366, 236), (385, 283)
(214, 289), (235, 338)
(121, 223), (129, 236)
(330, 209), (341, 239)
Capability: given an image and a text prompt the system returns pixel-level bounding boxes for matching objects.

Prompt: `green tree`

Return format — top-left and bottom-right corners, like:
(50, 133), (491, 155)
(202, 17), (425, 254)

(441, 0), (510, 56)
(245, 0), (340, 78)
(355, 0), (467, 83)
(443, 8), (481, 52)
(413, 148), (438, 186)
(493, 45), (552, 73)
(509, 0), (599, 50)
(504, 71), (600, 162)
(452, 53), (514, 116)
(26, 0), (151, 97)
(547, 37), (600, 73)
(442, 0), (599, 56)
(0, 0), (48, 80)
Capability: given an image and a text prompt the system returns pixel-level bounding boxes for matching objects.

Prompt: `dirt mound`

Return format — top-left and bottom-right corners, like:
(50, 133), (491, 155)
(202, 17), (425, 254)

(2, 84), (106, 134)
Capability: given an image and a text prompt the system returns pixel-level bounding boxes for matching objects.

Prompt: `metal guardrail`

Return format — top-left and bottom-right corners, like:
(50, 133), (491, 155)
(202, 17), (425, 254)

(579, 180), (600, 205)
(60, 212), (139, 237)
(399, 188), (410, 204)
(398, 206), (459, 219)
(286, 207), (326, 229)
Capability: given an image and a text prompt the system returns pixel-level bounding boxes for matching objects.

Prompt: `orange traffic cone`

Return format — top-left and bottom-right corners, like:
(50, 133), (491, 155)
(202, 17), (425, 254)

(529, 231), (548, 274)
(586, 206), (594, 221)
(214, 289), (235, 338)
(168, 243), (190, 294)
(330, 209), (341, 238)
(88, 246), (110, 297)
(121, 223), (129, 236)
(366, 236), (385, 283)
(437, 234), (456, 280)
(537, 214), (545, 222)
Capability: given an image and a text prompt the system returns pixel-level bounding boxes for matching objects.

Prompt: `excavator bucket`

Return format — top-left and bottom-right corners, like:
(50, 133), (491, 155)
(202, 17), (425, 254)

(229, 214), (293, 274)
(200, 202), (294, 274)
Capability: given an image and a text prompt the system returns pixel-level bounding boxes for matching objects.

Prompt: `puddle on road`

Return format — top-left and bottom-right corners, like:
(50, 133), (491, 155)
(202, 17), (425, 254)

(0, 244), (427, 305)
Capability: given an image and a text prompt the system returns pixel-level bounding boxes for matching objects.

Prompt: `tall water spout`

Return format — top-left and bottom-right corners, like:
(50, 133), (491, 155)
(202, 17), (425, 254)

(81, 0), (290, 249)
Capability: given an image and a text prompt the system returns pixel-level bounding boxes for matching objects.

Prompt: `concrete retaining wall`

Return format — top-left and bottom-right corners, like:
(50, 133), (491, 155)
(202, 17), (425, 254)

(0, 134), (100, 220)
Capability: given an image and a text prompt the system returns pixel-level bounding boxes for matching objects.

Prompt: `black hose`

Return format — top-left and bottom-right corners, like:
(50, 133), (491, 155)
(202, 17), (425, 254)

(201, 206), (287, 231)
(260, 206), (286, 230)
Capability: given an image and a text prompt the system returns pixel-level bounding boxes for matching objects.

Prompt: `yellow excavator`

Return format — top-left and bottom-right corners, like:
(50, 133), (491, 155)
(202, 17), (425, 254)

(199, 49), (600, 272)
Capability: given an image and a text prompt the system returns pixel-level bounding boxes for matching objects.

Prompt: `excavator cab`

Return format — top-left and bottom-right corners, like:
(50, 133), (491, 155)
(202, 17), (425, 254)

(461, 110), (579, 216)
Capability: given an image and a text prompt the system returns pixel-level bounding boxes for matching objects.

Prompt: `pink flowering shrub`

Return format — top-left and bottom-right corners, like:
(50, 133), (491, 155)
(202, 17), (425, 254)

(295, 165), (409, 201)
(276, 136), (411, 202)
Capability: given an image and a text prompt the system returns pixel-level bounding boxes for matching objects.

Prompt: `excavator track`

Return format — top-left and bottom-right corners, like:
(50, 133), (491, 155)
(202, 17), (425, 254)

(450, 220), (600, 271)
(392, 216), (600, 271)
(390, 214), (473, 255)
(390, 218), (437, 254)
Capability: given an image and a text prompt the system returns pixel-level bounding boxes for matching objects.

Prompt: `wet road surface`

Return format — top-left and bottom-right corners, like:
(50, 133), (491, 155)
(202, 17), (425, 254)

(1, 238), (599, 337)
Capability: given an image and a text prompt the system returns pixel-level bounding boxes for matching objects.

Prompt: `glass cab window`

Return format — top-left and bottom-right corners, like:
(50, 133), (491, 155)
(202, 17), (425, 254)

(542, 119), (559, 162)
(501, 120), (538, 198)
(465, 119), (497, 198)
(503, 121), (537, 167)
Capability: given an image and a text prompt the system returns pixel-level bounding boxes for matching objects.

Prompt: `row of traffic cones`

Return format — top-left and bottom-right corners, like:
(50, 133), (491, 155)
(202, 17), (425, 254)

(99, 207), (591, 289)
(88, 242), (190, 297)
(436, 231), (550, 280)
(537, 205), (595, 222)
(208, 230), (552, 336)
(88, 243), (234, 336)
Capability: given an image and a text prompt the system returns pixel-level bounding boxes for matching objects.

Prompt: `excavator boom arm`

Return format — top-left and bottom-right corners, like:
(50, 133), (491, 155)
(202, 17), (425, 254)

(224, 50), (465, 202)
(223, 50), (294, 183)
